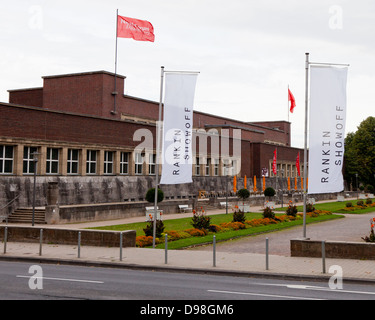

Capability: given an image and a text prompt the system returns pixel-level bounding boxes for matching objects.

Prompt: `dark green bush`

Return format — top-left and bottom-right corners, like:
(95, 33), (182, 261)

(143, 220), (165, 238)
(237, 188), (250, 201)
(306, 203), (315, 213)
(191, 213), (211, 230)
(262, 206), (275, 219)
(145, 188), (164, 203)
(264, 187), (275, 198)
(285, 202), (297, 217)
(346, 202), (353, 207)
(357, 200), (364, 206)
(232, 211), (246, 223)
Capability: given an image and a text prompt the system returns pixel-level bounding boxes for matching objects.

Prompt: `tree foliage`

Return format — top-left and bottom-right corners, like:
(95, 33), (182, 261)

(344, 116), (375, 188)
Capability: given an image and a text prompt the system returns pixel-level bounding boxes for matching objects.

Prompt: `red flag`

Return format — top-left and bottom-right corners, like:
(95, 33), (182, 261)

(288, 88), (296, 113)
(117, 15), (155, 42)
(296, 152), (301, 176)
(272, 149), (277, 175)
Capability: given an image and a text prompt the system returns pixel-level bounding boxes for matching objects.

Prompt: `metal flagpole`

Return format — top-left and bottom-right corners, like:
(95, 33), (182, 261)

(112, 9), (119, 115)
(153, 66), (165, 248)
(302, 53), (309, 239)
(302, 53), (349, 239)
(287, 85), (289, 123)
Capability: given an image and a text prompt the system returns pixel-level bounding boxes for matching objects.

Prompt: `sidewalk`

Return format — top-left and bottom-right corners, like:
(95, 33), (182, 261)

(2, 240), (375, 283)
(1, 199), (375, 284)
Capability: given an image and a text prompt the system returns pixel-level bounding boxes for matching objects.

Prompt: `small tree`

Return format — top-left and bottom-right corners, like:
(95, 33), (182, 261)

(145, 188), (164, 204)
(237, 188), (250, 205)
(264, 187), (276, 200)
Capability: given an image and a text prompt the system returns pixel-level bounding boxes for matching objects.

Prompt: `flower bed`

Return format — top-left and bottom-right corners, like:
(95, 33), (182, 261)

(135, 210), (333, 247)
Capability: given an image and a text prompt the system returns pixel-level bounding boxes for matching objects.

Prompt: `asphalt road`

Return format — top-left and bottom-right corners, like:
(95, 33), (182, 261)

(192, 212), (374, 256)
(2, 261), (375, 303)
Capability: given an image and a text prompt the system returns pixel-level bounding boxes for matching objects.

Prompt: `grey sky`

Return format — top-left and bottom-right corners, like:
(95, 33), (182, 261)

(0, 0), (374, 148)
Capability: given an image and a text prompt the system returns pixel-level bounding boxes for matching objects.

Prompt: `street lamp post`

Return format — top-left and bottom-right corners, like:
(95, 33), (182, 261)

(355, 173), (358, 200)
(225, 162), (232, 215)
(31, 152), (40, 227)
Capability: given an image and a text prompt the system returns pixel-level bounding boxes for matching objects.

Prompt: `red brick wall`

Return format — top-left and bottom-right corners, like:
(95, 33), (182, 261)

(0, 103), (156, 148)
(8, 88), (43, 108)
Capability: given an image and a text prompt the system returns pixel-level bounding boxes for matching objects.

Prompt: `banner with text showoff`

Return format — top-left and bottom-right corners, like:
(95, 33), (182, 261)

(160, 73), (198, 185)
(308, 66), (348, 194)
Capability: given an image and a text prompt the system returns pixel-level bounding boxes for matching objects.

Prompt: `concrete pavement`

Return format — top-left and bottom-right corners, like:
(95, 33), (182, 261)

(1, 200), (375, 284)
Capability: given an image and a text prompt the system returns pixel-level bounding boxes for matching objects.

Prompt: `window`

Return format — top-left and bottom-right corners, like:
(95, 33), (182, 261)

(205, 158), (211, 176)
(214, 159), (219, 176)
(46, 148), (59, 174)
(120, 152), (129, 175)
(195, 157), (200, 176)
(67, 149), (79, 175)
(149, 154), (156, 175)
(23, 146), (38, 174)
(104, 151), (114, 174)
(135, 153), (143, 175)
(0, 145), (13, 174)
(86, 150), (97, 174)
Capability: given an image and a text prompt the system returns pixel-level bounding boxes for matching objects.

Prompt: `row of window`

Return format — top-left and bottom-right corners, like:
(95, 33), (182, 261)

(0, 145), (237, 176)
(1, 145), (136, 175)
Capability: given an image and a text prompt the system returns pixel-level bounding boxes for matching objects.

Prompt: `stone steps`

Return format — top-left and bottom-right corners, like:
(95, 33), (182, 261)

(5, 208), (46, 224)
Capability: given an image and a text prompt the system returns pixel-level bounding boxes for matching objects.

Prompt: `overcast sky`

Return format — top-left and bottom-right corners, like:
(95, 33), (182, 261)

(1, 0), (374, 148)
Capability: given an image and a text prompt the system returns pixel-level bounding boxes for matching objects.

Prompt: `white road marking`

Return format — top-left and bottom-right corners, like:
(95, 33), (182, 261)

(256, 282), (375, 296)
(16, 275), (104, 284)
(207, 289), (324, 300)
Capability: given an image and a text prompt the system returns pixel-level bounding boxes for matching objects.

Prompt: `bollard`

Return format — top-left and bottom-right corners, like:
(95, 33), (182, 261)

(3, 227), (7, 254)
(322, 240), (326, 274)
(213, 235), (216, 267)
(265, 237), (269, 270)
(39, 229), (43, 256)
(119, 232), (123, 261)
(78, 232), (81, 258)
(165, 234), (168, 264)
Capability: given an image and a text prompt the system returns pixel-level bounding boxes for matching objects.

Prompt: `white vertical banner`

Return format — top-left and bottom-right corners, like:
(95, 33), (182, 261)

(308, 65), (348, 194)
(160, 73), (198, 185)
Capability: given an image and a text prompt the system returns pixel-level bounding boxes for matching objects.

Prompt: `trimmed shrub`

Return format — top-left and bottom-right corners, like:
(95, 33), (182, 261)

(145, 188), (164, 203)
(237, 188), (250, 202)
(346, 202), (353, 207)
(264, 187), (276, 198)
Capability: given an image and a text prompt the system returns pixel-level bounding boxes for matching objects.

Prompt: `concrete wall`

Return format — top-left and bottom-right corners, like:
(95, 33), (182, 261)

(290, 239), (375, 260)
(0, 226), (136, 247)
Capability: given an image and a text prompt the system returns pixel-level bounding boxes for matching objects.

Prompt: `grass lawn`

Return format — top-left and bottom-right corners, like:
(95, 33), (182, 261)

(275, 198), (375, 214)
(89, 211), (343, 249)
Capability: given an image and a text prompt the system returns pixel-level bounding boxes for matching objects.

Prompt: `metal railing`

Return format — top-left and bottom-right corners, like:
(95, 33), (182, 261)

(0, 194), (20, 224)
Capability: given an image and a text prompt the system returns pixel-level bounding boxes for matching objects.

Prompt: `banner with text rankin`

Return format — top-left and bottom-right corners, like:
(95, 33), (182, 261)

(160, 73), (198, 185)
(308, 65), (348, 194)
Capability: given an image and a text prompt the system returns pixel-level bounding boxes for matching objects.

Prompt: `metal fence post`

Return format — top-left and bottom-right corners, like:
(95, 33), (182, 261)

(119, 232), (123, 261)
(213, 235), (216, 267)
(266, 237), (269, 270)
(322, 240), (326, 274)
(165, 234), (168, 264)
(39, 229), (43, 256)
(3, 227), (7, 254)
(78, 231), (81, 258)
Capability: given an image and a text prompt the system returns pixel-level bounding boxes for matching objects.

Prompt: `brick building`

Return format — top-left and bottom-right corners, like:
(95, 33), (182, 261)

(0, 70), (305, 209)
